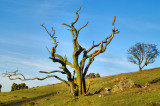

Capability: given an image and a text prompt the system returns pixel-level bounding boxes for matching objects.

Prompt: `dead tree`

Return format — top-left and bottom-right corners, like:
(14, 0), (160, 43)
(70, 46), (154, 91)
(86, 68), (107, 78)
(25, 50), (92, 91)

(3, 7), (119, 96)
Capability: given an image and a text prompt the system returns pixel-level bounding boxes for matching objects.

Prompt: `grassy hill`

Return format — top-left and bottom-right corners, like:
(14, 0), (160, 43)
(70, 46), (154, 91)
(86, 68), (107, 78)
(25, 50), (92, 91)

(1, 68), (160, 106)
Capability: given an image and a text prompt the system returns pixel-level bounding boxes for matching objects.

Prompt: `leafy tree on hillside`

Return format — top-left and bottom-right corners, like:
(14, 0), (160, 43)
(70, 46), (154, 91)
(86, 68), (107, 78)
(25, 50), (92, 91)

(86, 73), (95, 79)
(86, 73), (101, 79)
(11, 83), (28, 91)
(127, 43), (159, 72)
(3, 7), (119, 96)
(95, 73), (101, 78)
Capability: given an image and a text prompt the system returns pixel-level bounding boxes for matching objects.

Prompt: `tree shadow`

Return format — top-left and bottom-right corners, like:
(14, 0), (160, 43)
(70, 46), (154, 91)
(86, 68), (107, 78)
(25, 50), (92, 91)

(1, 92), (56, 106)
(85, 87), (103, 96)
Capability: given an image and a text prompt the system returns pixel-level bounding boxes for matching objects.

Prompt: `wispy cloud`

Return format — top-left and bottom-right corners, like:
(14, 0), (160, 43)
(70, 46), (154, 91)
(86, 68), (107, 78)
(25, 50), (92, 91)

(96, 57), (134, 68)
(2, 0), (82, 18)
(0, 50), (59, 72)
(0, 49), (66, 92)
(119, 17), (160, 31)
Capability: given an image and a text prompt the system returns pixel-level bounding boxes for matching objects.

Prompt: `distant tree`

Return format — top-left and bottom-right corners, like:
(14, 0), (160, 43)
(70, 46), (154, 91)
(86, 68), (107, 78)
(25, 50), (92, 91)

(95, 73), (101, 78)
(85, 75), (90, 79)
(3, 7), (119, 96)
(0, 84), (2, 92)
(89, 73), (96, 78)
(127, 43), (159, 72)
(86, 73), (101, 79)
(11, 83), (28, 91)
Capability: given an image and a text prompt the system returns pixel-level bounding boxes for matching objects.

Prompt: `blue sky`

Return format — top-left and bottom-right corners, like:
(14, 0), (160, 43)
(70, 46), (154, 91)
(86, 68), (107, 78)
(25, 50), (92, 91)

(0, 0), (160, 92)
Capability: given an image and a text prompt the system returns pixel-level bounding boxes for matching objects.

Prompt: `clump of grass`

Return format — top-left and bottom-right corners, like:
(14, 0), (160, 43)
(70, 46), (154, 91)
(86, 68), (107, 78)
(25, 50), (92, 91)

(86, 100), (92, 105)
(46, 98), (50, 101)
(22, 97), (27, 99)
(111, 76), (128, 82)
(14, 96), (17, 98)
(0, 102), (5, 106)
(144, 102), (160, 106)
(29, 102), (35, 106)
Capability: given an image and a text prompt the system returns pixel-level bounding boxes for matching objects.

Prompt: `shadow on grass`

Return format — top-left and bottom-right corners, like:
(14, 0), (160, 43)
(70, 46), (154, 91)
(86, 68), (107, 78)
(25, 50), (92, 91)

(85, 87), (103, 96)
(1, 92), (56, 106)
(149, 77), (160, 84)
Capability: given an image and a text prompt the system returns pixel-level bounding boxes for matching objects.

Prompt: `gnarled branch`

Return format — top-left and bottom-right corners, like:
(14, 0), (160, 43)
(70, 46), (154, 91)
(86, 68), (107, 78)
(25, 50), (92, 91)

(81, 16), (119, 76)
(71, 6), (81, 27)
(78, 21), (88, 34)
(41, 24), (74, 80)
(3, 70), (70, 86)
(39, 70), (66, 74)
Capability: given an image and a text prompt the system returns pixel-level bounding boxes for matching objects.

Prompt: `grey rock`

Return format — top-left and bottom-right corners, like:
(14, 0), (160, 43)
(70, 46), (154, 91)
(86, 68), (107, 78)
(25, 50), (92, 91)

(111, 79), (135, 92)
(105, 87), (112, 93)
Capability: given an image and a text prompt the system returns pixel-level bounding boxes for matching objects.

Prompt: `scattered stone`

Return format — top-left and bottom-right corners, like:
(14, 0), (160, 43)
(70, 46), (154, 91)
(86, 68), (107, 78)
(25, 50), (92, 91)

(98, 94), (104, 97)
(145, 82), (150, 86)
(143, 82), (150, 88)
(105, 87), (112, 94)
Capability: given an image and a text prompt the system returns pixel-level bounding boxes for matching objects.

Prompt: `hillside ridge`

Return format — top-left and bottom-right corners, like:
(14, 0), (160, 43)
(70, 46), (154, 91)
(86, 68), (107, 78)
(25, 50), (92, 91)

(0, 67), (160, 106)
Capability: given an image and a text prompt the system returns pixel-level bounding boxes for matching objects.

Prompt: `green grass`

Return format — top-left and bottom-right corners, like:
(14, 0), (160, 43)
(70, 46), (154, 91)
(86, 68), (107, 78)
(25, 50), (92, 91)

(1, 67), (160, 106)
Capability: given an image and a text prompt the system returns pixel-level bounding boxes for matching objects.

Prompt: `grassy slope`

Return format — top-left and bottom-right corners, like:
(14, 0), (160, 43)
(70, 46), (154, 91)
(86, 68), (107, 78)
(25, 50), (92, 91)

(0, 68), (160, 106)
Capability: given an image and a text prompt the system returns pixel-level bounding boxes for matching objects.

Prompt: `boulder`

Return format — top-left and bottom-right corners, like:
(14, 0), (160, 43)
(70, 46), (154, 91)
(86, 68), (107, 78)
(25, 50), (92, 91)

(111, 79), (135, 92)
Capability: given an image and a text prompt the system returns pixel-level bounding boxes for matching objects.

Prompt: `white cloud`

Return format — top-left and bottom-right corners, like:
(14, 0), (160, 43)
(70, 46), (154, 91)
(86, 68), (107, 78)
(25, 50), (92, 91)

(96, 57), (135, 68)
(0, 50), (65, 92)
(0, 49), (60, 72)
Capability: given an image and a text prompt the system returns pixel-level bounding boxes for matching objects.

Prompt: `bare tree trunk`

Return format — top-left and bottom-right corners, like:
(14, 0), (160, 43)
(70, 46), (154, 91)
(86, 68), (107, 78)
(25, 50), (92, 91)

(76, 70), (83, 96)
(69, 81), (77, 96)
(139, 64), (142, 72)
(82, 76), (87, 94)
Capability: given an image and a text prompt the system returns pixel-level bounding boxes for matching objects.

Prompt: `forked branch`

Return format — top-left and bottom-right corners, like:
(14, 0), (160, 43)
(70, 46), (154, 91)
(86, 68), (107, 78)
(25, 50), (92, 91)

(82, 16), (119, 76)
(41, 24), (74, 73)
(39, 70), (66, 74)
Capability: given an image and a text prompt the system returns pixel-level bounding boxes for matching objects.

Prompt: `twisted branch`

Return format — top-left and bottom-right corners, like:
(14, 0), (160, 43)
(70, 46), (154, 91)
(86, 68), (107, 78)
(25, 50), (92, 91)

(41, 24), (74, 77)
(81, 16), (119, 76)
(2, 70), (70, 86)
(78, 22), (88, 34)
(71, 6), (81, 27)
(39, 70), (66, 74)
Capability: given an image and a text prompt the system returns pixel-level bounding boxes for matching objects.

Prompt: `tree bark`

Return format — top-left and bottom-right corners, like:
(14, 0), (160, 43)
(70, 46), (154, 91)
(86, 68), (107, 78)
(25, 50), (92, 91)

(82, 75), (87, 94)
(69, 80), (77, 96)
(76, 70), (83, 95)
(139, 64), (142, 72)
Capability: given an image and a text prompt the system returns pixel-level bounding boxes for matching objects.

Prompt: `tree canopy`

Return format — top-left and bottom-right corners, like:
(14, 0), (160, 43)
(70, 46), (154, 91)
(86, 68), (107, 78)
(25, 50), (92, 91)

(127, 43), (159, 72)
